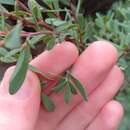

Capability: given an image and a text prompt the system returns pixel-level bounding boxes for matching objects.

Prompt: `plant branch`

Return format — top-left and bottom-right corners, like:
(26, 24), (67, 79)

(0, 31), (58, 37)
(1, 13), (53, 31)
(16, 0), (32, 15)
(17, 0), (30, 13)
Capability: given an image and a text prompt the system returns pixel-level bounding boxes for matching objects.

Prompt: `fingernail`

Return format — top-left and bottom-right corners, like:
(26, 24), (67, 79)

(0, 67), (37, 100)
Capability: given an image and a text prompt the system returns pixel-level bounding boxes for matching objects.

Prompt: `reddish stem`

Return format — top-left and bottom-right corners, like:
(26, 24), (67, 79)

(0, 31), (54, 37)
(17, 0), (32, 16)
(1, 13), (53, 31)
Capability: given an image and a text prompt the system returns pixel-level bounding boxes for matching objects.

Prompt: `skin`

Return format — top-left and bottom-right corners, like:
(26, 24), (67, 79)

(0, 41), (124, 130)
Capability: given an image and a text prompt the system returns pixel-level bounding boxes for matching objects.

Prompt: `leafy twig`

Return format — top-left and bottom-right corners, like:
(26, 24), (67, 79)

(0, 31), (57, 37)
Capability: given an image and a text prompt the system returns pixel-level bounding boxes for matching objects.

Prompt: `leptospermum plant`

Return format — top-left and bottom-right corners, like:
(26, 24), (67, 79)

(0, 0), (130, 113)
(0, 0), (88, 112)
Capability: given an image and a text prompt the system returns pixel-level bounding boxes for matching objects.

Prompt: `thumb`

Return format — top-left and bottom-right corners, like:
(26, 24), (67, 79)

(0, 67), (41, 130)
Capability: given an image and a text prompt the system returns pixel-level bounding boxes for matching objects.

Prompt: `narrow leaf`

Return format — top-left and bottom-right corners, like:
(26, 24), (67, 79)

(5, 23), (22, 49)
(76, 0), (81, 17)
(68, 81), (77, 95)
(0, 56), (16, 63)
(29, 65), (53, 80)
(0, 15), (5, 31)
(69, 73), (88, 101)
(28, 0), (42, 19)
(41, 93), (55, 112)
(0, 47), (8, 56)
(45, 18), (66, 26)
(28, 35), (44, 46)
(45, 37), (55, 50)
(28, 0), (42, 29)
(52, 78), (66, 93)
(64, 83), (72, 104)
(4, 48), (21, 58)
(9, 47), (30, 94)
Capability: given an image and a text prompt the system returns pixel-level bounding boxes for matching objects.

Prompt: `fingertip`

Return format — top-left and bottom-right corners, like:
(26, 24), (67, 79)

(53, 41), (79, 63)
(31, 41), (79, 76)
(0, 66), (41, 100)
(0, 66), (41, 130)
(91, 40), (118, 57)
(70, 40), (119, 93)
(113, 66), (125, 84)
(89, 40), (118, 64)
(101, 100), (124, 129)
(73, 40), (118, 74)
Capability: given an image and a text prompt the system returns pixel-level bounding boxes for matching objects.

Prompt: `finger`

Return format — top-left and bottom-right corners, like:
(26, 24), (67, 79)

(31, 42), (78, 93)
(56, 66), (124, 130)
(71, 40), (118, 93)
(0, 67), (41, 130)
(30, 42), (78, 78)
(0, 42), (78, 130)
(87, 100), (124, 130)
(36, 41), (118, 130)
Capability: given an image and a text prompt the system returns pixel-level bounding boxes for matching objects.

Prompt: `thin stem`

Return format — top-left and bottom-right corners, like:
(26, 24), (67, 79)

(16, 0), (32, 15)
(76, 0), (81, 17)
(0, 31), (57, 37)
(37, 19), (53, 31)
(1, 13), (53, 31)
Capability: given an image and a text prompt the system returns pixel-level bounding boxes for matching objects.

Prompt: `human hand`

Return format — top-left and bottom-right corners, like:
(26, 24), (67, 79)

(0, 41), (124, 130)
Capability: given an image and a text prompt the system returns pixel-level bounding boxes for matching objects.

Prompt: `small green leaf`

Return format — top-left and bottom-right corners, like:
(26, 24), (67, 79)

(4, 48), (21, 58)
(27, 35), (44, 47)
(76, 0), (81, 17)
(5, 23), (22, 49)
(0, 47), (8, 56)
(0, 48), (22, 63)
(0, 0), (15, 5)
(52, 78), (66, 93)
(64, 83), (72, 104)
(29, 65), (53, 80)
(28, 0), (42, 19)
(95, 13), (105, 28)
(0, 56), (16, 63)
(45, 18), (66, 26)
(56, 23), (75, 32)
(28, 0), (42, 29)
(68, 81), (77, 95)
(45, 37), (55, 50)
(77, 14), (86, 30)
(41, 93), (55, 112)
(9, 47), (30, 94)
(69, 73), (88, 101)
(0, 15), (6, 31)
